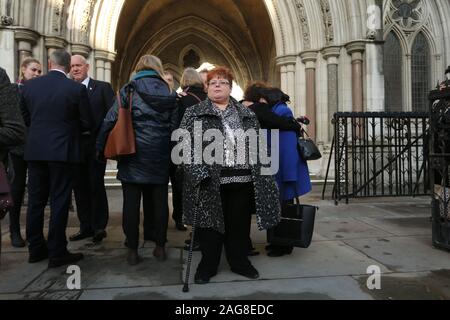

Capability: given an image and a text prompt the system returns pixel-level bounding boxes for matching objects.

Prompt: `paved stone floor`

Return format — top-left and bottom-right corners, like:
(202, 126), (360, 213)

(0, 186), (449, 300)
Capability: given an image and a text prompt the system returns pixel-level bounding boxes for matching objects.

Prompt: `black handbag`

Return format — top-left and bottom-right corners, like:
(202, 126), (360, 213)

(297, 131), (322, 161)
(268, 198), (318, 248)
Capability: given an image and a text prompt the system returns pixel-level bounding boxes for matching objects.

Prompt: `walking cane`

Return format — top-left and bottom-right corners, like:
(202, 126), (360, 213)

(182, 186), (201, 293)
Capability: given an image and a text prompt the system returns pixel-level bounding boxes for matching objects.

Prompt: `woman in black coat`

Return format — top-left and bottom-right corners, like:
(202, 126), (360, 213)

(97, 55), (178, 265)
(0, 67), (26, 256)
(9, 58), (42, 247)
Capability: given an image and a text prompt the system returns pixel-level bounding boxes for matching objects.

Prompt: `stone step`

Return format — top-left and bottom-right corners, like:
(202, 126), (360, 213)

(104, 170), (333, 189)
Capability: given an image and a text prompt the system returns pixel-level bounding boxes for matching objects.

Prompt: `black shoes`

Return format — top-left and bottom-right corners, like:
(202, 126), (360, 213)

(231, 266), (260, 280)
(194, 271), (217, 285)
(92, 230), (107, 243)
(153, 246), (167, 261)
(175, 222), (187, 231)
(247, 248), (260, 257)
(29, 249), (49, 263)
(48, 251), (84, 268)
(127, 249), (143, 266)
(266, 244), (293, 257)
(69, 230), (94, 242)
(10, 231), (26, 248)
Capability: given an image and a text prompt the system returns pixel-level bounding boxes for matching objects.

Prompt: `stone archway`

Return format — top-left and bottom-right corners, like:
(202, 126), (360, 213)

(111, 0), (278, 90)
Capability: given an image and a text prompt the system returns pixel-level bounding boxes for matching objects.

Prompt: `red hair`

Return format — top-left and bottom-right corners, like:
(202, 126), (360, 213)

(207, 66), (234, 85)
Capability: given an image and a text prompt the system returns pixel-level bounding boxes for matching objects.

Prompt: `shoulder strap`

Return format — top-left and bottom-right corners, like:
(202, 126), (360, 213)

(186, 91), (202, 103)
(117, 88), (133, 112)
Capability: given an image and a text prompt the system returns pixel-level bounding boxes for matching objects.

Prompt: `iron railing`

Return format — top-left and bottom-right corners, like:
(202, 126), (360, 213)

(429, 87), (450, 251)
(324, 112), (430, 205)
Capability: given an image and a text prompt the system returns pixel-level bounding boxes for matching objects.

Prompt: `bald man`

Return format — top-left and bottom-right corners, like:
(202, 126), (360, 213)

(69, 55), (114, 243)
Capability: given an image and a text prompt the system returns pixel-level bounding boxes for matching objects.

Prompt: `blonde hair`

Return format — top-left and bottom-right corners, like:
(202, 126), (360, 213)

(20, 57), (41, 81)
(180, 68), (204, 90)
(134, 55), (169, 87)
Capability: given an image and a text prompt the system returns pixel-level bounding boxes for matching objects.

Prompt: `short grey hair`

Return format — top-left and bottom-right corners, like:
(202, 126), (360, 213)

(49, 49), (71, 71)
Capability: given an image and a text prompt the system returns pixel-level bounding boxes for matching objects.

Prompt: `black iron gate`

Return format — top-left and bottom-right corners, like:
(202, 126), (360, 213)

(324, 112), (430, 205)
(429, 87), (450, 251)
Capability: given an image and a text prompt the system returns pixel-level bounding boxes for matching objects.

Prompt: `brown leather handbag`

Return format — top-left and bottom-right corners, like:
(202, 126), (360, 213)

(104, 90), (136, 160)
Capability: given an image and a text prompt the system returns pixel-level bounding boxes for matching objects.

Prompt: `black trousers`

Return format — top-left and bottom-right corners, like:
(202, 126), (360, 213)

(143, 163), (182, 237)
(73, 153), (109, 233)
(197, 182), (255, 276)
(170, 163), (183, 224)
(122, 182), (169, 249)
(26, 161), (74, 258)
(9, 153), (27, 233)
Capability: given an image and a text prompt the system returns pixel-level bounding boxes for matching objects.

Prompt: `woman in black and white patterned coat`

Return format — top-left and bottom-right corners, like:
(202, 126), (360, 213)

(178, 66), (281, 284)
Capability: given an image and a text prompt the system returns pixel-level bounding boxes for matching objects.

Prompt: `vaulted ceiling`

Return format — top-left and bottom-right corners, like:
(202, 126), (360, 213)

(113, 0), (277, 88)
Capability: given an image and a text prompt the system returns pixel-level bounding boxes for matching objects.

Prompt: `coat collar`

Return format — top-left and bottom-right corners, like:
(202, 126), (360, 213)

(196, 98), (255, 121)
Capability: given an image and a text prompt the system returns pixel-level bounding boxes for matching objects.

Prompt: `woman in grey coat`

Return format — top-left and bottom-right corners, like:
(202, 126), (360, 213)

(179, 66), (281, 284)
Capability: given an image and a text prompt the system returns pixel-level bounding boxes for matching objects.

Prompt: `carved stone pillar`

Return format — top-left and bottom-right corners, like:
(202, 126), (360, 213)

(71, 43), (92, 59)
(94, 50), (116, 83)
(44, 36), (68, 71)
(276, 55), (297, 111)
(346, 41), (366, 113)
(300, 50), (318, 141)
(322, 46), (341, 141)
(14, 28), (40, 65)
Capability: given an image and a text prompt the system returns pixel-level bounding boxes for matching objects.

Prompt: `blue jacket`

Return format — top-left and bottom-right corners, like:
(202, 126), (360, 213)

(269, 102), (311, 200)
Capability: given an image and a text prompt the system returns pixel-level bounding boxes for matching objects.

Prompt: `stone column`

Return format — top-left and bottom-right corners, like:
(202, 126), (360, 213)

(44, 36), (68, 71)
(345, 41), (366, 113)
(71, 43), (92, 59)
(276, 54), (297, 112)
(94, 50), (115, 82)
(322, 46), (341, 141)
(300, 50), (318, 141)
(14, 28), (40, 67)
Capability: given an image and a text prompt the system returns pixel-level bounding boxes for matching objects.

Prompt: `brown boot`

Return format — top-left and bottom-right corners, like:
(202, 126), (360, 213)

(127, 249), (143, 266)
(153, 246), (167, 261)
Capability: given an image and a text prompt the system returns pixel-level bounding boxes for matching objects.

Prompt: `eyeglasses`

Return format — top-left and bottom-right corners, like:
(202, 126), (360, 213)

(209, 80), (230, 87)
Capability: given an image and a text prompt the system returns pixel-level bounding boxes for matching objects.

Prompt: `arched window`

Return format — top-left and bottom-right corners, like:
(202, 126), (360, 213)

(384, 32), (403, 112)
(411, 32), (430, 112)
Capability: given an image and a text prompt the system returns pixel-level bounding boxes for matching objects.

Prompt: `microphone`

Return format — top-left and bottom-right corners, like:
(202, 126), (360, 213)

(296, 116), (310, 125)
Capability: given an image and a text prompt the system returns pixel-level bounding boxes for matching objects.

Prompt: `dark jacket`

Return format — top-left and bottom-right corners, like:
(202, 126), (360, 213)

(21, 71), (94, 163)
(180, 98), (281, 234)
(0, 68), (26, 161)
(87, 79), (115, 136)
(249, 102), (301, 131)
(177, 86), (207, 125)
(78, 79), (114, 160)
(96, 74), (178, 184)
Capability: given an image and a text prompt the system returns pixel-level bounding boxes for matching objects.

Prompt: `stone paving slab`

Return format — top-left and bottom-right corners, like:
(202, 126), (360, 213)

(182, 240), (392, 285)
(342, 236), (450, 273)
(0, 252), (48, 293)
(355, 216), (432, 237)
(78, 276), (373, 300)
(0, 291), (82, 300)
(353, 270), (450, 300)
(21, 248), (183, 293)
(313, 218), (395, 240)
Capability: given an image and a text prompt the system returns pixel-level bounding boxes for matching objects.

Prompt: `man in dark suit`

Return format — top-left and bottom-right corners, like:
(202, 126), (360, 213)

(22, 49), (94, 268)
(69, 55), (114, 243)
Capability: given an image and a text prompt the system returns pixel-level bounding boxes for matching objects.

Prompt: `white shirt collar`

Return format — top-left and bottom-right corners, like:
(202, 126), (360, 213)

(50, 69), (67, 77)
(81, 77), (91, 88)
